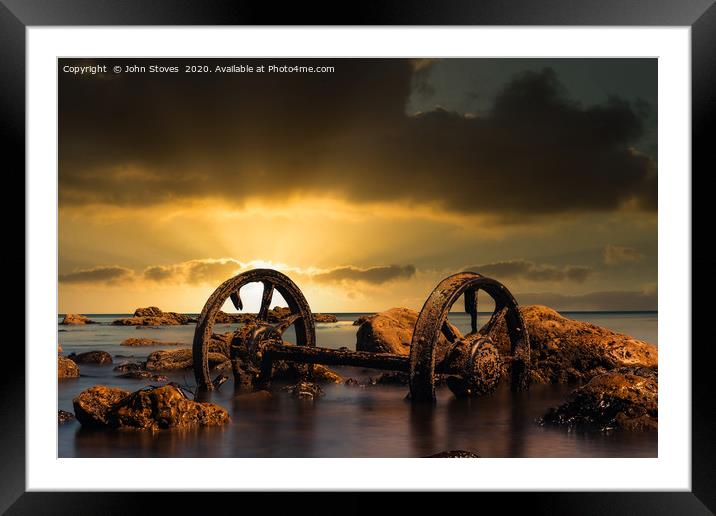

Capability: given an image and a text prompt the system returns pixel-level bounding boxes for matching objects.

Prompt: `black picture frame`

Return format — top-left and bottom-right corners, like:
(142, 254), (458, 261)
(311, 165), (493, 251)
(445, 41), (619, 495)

(3, 1), (714, 514)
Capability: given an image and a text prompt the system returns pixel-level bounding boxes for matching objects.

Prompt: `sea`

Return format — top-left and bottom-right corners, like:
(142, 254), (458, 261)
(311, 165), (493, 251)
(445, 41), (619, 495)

(58, 311), (658, 458)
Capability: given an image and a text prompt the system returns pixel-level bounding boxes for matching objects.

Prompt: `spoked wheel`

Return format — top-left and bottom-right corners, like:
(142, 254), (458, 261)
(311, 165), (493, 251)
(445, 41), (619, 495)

(192, 269), (315, 391)
(409, 271), (530, 402)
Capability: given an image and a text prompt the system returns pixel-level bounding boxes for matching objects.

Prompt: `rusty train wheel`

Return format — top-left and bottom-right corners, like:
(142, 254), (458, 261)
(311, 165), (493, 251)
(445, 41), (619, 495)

(192, 269), (315, 391)
(408, 272), (530, 402)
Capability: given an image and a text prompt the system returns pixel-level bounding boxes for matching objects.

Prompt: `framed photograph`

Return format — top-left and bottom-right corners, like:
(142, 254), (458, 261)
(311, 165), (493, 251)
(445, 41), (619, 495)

(6, 0), (714, 513)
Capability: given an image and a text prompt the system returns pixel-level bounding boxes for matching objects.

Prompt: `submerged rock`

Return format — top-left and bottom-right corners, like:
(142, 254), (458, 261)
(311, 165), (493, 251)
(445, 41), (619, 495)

(541, 367), (658, 432)
(283, 381), (323, 401)
(73, 385), (229, 430)
(60, 313), (96, 325)
(68, 350), (113, 365)
(112, 307), (196, 326)
(58, 410), (75, 424)
(355, 307), (460, 358)
(58, 356), (80, 378)
(490, 305), (658, 384)
(426, 450), (480, 458)
(120, 337), (183, 347)
(113, 361), (144, 372)
(145, 348), (229, 371)
(117, 371), (169, 381)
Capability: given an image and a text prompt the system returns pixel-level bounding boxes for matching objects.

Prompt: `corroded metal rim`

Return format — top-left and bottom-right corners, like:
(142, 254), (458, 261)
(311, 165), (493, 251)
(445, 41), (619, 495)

(408, 271), (530, 402)
(192, 269), (315, 391)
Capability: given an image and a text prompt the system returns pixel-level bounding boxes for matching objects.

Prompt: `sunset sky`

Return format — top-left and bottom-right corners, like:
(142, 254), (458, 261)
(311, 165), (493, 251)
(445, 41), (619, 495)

(58, 58), (657, 314)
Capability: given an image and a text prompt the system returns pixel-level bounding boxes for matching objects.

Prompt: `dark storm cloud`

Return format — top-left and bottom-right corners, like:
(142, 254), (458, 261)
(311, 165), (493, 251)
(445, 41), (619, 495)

(59, 60), (656, 216)
(310, 264), (416, 285)
(517, 290), (656, 311)
(466, 260), (593, 283)
(59, 266), (133, 284)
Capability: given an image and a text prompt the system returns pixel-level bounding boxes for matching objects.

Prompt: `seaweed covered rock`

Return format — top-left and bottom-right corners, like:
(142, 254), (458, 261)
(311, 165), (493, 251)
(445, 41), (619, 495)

(145, 349), (229, 371)
(68, 350), (113, 365)
(355, 307), (460, 358)
(541, 367), (658, 432)
(112, 307), (196, 326)
(60, 313), (96, 325)
(73, 385), (229, 430)
(120, 338), (183, 347)
(490, 305), (658, 384)
(58, 356), (80, 379)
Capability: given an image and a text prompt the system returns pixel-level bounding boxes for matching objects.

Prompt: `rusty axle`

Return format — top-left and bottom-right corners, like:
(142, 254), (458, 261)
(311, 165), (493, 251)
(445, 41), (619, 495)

(258, 342), (460, 376)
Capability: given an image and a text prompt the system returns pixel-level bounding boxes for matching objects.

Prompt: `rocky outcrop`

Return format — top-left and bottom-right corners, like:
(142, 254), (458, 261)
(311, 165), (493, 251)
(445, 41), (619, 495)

(541, 367), (657, 432)
(68, 350), (113, 365)
(72, 385), (229, 430)
(144, 349), (229, 371)
(60, 313), (96, 325)
(58, 357), (80, 379)
(313, 313), (338, 323)
(490, 305), (658, 384)
(120, 338), (183, 347)
(426, 450), (480, 458)
(112, 307), (196, 326)
(355, 307), (460, 358)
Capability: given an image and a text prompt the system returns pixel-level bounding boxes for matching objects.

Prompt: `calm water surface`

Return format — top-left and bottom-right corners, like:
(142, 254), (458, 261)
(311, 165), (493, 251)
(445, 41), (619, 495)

(58, 312), (657, 458)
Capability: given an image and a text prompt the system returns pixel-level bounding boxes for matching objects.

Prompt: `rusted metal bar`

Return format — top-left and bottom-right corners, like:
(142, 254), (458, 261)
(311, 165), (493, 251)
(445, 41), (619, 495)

(259, 342), (461, 377)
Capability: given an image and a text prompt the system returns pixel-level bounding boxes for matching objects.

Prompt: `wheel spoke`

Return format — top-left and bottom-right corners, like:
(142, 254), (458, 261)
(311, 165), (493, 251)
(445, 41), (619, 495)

(480, 306), (508, 341)
(441, 320), (461, 343)
(257, 281), (274, 321)
(274, 313), (301, 335)
(464, 289), (478, 333)
(229, 291), (243, 311)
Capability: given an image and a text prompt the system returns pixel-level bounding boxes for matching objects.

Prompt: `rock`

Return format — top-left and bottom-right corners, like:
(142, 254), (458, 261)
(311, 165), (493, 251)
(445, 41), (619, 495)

(73, 386), (130, 427)
(73, 385), (229, 430)
(272, 362), (343, 384)
(113, 361), (144, 372)
(144, 348), (229, 371)
(283, 381), (323, 400)
(369, 372), (409, 386)
(214, 311), (256, 324)
(58, 344), (62, 354)
(68, 350), (113, 365)
(426, 450), (480, 458)
(490, 305), (658, 384)
(60, 313), (96, 325)
(355, 307), (459, 358)
(120, 338), (183, 347)
(541, 367), (657, 432)
(58, 356), (80, 378)
(344, 378), (361, 386)
(353, 315), (373, 326)
(112, 307), (196, 326)
(314, 313), (338, 323)
(117, 371), (168, 381)
(58, 410), (75, 424)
